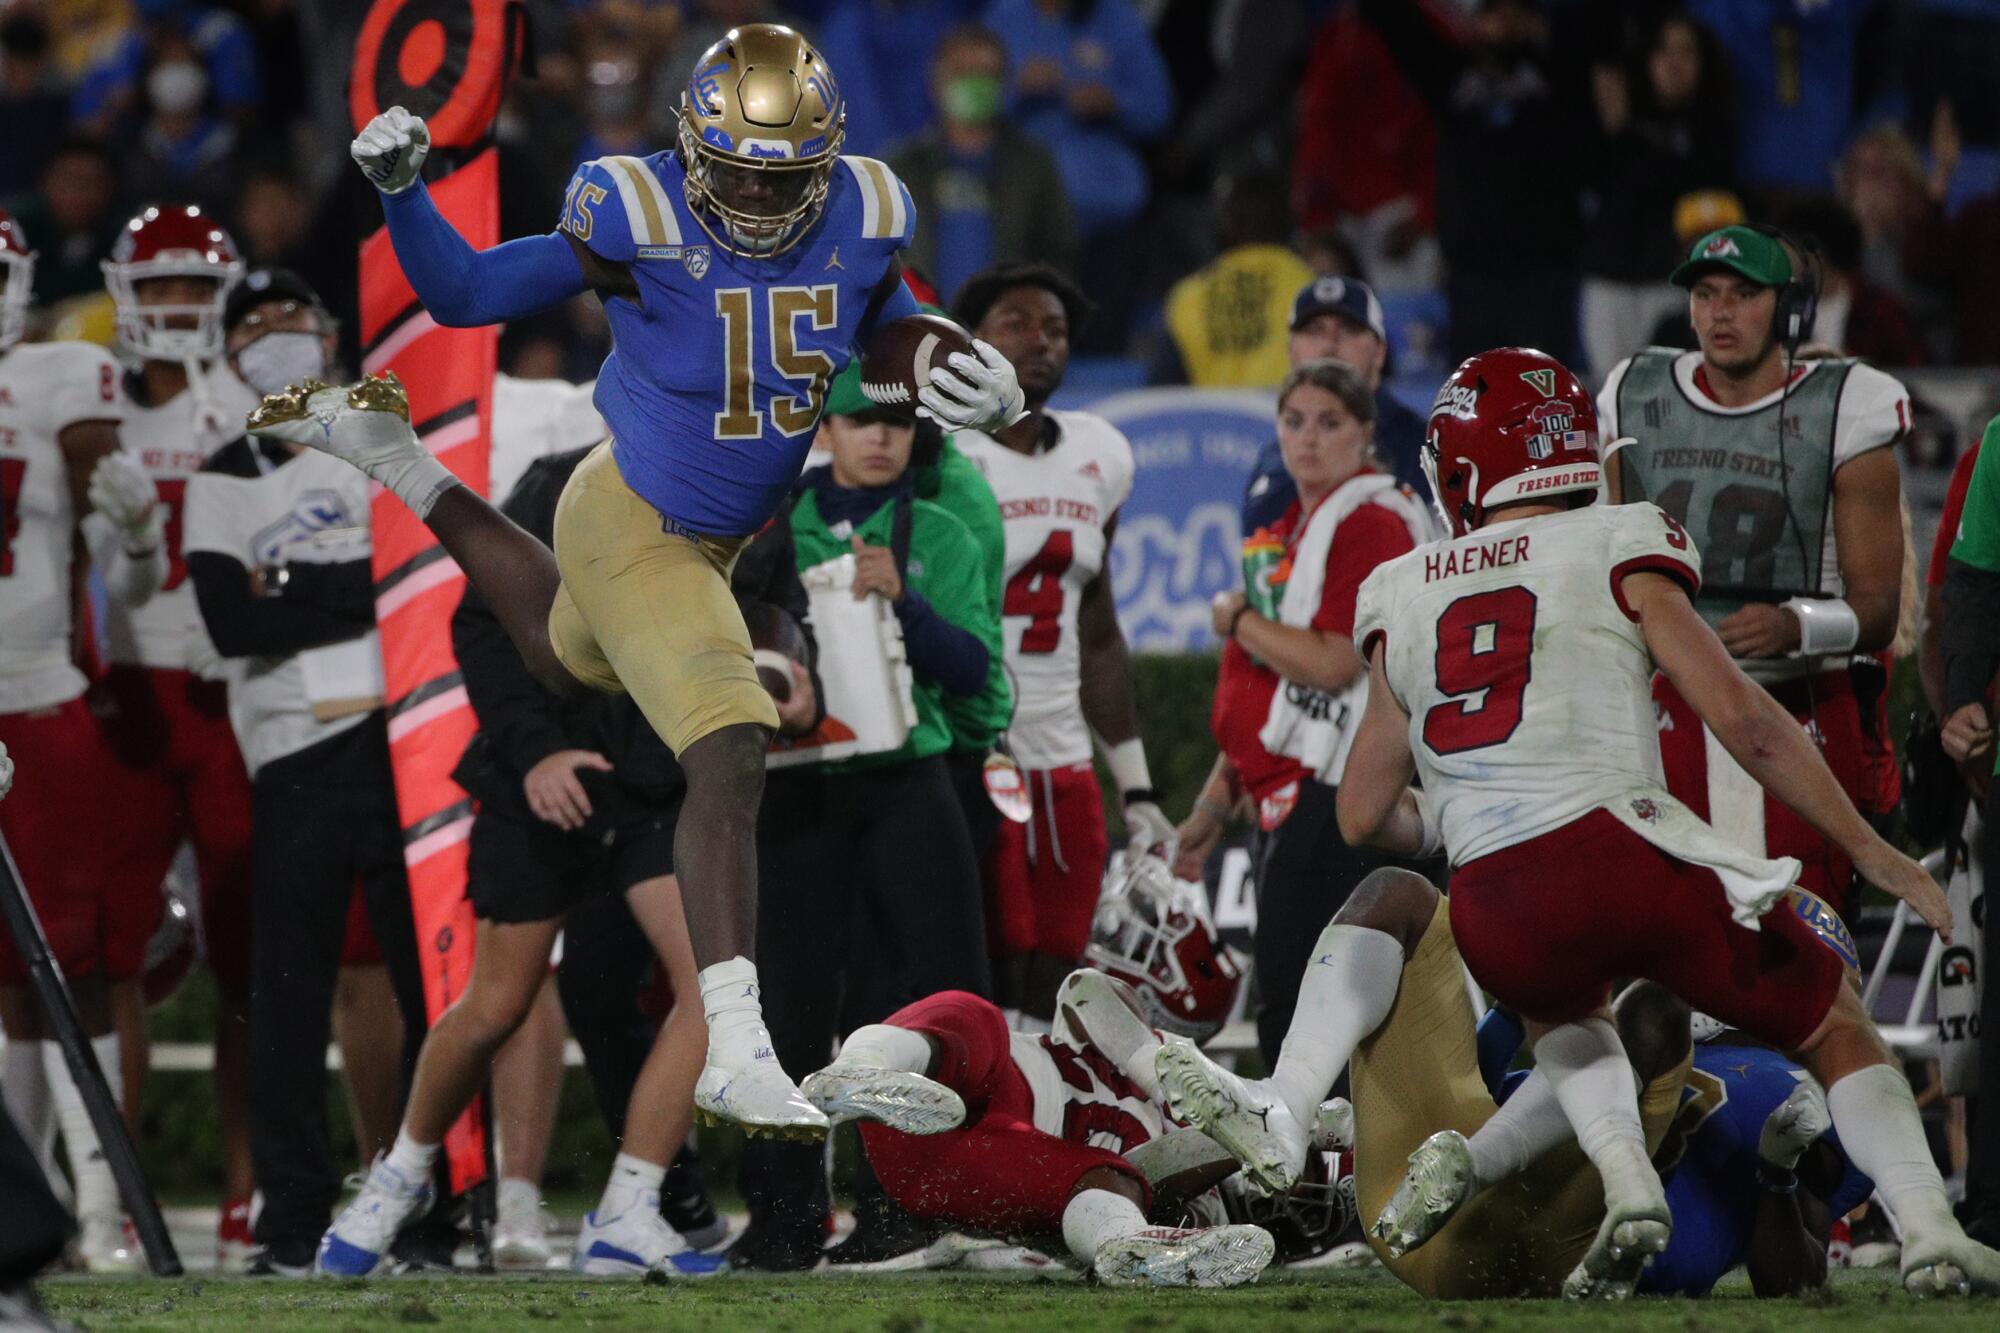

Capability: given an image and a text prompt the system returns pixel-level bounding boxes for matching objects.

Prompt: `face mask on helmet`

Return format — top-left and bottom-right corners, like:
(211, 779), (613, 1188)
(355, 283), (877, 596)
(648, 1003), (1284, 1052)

(0, 249), (33, 349)
(1220, 1148), (1355, 1264)
(1084, 858), (1243, 1043)
(113, 276), (232, 362)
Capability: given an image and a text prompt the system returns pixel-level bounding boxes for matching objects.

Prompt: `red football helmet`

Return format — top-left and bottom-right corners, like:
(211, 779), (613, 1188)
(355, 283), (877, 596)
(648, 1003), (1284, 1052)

(1421, 347), (1603, 538)
(0, 210), (34, 349)
(1084, 858), (1243, 1042)
(102, 204), (243, 362)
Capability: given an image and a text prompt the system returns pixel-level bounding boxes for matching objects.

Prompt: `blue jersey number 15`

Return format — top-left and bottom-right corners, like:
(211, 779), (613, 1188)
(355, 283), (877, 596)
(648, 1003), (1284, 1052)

(714, 285), (840, 441)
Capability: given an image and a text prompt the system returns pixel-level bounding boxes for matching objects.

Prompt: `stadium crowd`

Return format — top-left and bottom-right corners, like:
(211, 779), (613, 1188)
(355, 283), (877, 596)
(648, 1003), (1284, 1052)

(0, 0), (1999, 1316)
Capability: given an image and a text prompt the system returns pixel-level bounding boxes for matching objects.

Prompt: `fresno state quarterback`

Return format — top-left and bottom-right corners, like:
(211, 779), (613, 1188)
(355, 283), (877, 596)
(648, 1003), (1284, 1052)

(798, 968), (1274, 1287)
(0, 206), (166, 1271)
(1248, 347), (1987, 1298)
(951, 264), (1170, 1022)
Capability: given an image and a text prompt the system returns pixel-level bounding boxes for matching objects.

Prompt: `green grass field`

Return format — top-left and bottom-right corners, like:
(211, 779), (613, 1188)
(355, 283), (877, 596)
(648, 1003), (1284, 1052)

(37, 1268), (2000, 1332)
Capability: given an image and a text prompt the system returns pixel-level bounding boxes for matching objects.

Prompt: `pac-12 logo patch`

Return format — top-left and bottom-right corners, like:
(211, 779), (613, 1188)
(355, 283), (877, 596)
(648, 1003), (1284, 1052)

(681, 246), (712, 279)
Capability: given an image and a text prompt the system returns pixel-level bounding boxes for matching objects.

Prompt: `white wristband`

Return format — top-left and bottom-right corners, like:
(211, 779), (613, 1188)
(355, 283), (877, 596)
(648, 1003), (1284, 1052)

(1781, 597), (1860, 658)
(1411, 788), (1444, 859)
(1104, 737), (1153, 797)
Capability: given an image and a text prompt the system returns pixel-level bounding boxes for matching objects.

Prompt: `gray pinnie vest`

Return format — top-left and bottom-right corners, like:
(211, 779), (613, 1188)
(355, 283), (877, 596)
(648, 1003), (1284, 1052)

(1613, 348), (1852, 630)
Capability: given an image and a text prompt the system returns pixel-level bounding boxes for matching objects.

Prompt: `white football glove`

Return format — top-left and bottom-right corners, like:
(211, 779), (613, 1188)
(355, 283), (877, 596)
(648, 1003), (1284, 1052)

(1756, 1077), (1832, 1171)
(0, 738), (12, 802)
(917, 339), (1027, 432)
(88, 451), (164, 554)
(351, 106), (431, 195)
(1124, 799), (1176, 860)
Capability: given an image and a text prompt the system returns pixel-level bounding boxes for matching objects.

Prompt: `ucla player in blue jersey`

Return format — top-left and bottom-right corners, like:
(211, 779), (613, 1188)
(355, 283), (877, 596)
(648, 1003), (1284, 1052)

(249, 25), (1027, 1278)
(1471, 998), (1874, 1298)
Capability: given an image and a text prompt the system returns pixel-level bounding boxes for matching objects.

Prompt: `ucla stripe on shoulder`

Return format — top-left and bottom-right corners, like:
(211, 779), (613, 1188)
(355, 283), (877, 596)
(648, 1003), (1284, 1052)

(595, 155), (681, 246)
(841, 156), (907, 241)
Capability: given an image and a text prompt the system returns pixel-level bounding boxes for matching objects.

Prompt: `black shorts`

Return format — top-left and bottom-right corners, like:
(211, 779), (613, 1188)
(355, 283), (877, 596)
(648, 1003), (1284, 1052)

(466, 805), (679, 924)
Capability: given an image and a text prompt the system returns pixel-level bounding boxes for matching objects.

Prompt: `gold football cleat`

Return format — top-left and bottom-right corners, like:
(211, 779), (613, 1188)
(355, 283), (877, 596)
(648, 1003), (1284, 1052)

(245, 377), (330, 431)
(347, 371), (410, 420)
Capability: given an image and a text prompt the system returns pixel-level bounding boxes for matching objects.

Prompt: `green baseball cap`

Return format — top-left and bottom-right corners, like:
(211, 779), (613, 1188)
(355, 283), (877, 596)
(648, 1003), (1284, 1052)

(1669, 224), (1793, 289)
(823, 360), (873, 417)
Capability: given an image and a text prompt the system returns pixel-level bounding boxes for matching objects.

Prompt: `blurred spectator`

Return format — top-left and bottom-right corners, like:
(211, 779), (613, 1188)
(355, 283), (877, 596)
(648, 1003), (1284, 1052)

(0, 6), (70, 197)
(1155, 171), (1312, 388)
(888, 24), (1078, 301)
(985, 0), (1172, 347)
(1149, 0), (1307, 187)
(1779, 195), (1925, 368)
(1298, 229), (1364, 281)
(1364, 0), (1588, 365)
(649, 1), (802, 135)
(1579, 7), (1736, 382)
(1905, 102), (2000, 367)
(816, 0), (972, 157)
(46, 0), (134, 83)
(7, 137), (120, 307)
(1241, 276), (1431, 532)
(1291, 1), (1439, 295)
(71, 0), (262, 138)
(117, 33), (243, 216)
(573, 51), (653, 168)
(1838, 120), (1940, 313)
(1683, 0), (1873, 197)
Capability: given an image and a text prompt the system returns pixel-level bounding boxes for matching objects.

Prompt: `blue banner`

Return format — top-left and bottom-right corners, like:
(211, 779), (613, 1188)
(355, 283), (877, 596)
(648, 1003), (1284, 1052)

(1082, 388), (1274, 653)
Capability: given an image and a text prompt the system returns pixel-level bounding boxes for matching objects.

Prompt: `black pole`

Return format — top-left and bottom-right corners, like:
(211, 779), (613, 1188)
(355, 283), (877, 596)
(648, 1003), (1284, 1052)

(0, 830), (182, 1276)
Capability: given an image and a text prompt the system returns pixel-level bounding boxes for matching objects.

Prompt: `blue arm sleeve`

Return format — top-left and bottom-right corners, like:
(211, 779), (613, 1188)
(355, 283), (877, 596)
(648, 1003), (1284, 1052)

(893, 588), (990, 698)
(379, 183), (589, 328)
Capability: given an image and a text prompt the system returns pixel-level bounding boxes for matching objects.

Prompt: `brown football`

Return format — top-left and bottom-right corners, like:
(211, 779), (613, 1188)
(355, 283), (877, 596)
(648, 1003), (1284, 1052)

(742, 601), (808, 702)
(858, 314), (976, 421)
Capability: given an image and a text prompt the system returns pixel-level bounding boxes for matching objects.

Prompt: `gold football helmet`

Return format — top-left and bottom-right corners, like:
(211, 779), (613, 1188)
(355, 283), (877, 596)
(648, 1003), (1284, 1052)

(677, 24), (845, 258)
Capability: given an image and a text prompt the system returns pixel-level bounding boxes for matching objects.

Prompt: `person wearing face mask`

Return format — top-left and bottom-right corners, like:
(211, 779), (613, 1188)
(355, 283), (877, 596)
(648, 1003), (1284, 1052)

(889, 25), (1079, 302)
(119, 39), (243, 218)
(180, 269), (431, 1276)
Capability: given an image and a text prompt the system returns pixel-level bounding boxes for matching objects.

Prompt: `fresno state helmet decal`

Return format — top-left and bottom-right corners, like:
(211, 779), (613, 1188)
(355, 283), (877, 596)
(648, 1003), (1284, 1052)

(1525, 399), (1582, 460)
(1701, 233), (1741, 259)
(1519, 368), (1557, 397)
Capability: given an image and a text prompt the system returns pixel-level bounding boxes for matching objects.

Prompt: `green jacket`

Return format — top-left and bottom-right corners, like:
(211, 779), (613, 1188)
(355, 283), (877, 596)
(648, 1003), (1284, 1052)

(790, 486), (1010, 772)
(924, 438), (1011, 752)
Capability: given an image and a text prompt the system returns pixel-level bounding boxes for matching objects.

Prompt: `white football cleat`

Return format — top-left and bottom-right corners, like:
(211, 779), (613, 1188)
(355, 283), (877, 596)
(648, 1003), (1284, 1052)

(247, 374), (457, 518)
(77, 1214), (140, 1274)
(573, 1195), (726, 1278)
(694, 1056), (828, 1140)
(491, 1179), (553, 1272)
(801, 1064), (966, 1135)
(1371, 1129), (1475, 1258)
(1901, 1229), (2000, 1297)
(1092, 1224), (1276, 1288)
(1153, 1039), (1306, 1194)
(1561, 1205), (1672, 1300)
(316, 1156), (430, 1277)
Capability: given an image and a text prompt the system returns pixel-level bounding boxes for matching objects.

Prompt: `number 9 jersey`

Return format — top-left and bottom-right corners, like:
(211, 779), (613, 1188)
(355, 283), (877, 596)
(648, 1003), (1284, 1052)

(558, 149), (917, 537)
(1352, 501), (1703, 867)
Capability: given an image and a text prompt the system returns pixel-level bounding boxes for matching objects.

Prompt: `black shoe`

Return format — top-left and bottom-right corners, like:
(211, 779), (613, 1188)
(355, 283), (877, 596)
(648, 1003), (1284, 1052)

(661, 1172), (724, 1250)
(824, 1203), (941, 1267)
(0, 1284), (78, 1333)
(726, 1220), (824, 1273)
(1966, 1212), (2000, 1250)
(245, 1241), (315, 1277)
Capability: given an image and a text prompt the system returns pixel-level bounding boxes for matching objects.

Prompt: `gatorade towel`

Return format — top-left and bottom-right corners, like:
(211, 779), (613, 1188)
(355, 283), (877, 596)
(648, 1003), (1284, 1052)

(351, 0), (524, 1197)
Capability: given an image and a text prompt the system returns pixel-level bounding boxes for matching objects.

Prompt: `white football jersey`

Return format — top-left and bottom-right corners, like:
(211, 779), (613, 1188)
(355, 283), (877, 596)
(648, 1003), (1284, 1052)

(0, 341), (123, 713)
(1354, 502), (1703, 867)
(957, 411), (1135, 768)
(91, 367), (258, 670)
(1010, 1030), (1164, 1155)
